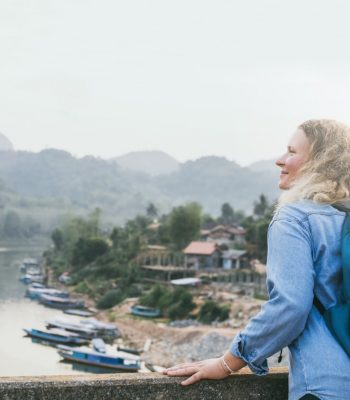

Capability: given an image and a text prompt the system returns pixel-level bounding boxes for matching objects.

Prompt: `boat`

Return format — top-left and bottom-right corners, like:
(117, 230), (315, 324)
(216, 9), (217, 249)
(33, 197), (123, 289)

(46, 318), (97, 339)
(80, 319), (120, 339)
(116, 345), (142, 355)
(92, 338), (106, 353)
(19, 258), (39, 273)
(20, 271), (44, 284)
(130, 305), (161, 318)
(23, 328), (89, 345)
(30, 282), (45, 289)
(63, 309), (95, 317)
(57, 345), (141, 371)
(26, 287), (69, 300)
(39, 294), (85, 310)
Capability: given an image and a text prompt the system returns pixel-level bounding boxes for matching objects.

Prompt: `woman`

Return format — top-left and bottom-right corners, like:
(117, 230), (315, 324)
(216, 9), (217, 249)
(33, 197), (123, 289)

(163, 120), (350, 400)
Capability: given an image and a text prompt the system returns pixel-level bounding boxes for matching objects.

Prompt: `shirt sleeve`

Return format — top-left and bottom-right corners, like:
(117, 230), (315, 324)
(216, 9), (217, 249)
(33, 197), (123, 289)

(230, 216), (315, 375)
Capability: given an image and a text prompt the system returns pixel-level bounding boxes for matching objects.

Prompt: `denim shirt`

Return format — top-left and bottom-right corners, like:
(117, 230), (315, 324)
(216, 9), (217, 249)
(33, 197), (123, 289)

(230, 200), (350, 400)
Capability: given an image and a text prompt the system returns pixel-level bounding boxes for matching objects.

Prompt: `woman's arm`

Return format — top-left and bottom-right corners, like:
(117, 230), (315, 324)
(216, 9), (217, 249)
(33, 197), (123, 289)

(164, 215), (315, 384)
(163, 351), (246, 385)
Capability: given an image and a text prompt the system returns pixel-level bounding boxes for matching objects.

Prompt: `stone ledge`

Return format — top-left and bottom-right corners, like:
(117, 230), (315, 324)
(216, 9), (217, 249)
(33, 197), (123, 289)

(0, 367), (288, 400)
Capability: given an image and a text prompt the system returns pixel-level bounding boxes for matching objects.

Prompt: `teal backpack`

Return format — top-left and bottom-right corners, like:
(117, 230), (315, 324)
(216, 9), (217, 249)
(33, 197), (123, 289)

(314, 208), (350, 357)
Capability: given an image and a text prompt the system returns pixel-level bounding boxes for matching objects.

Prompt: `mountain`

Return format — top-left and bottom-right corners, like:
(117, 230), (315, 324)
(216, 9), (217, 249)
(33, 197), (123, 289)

(112, 150), (180, 176)
(248, 159), (278, 173)
(156, 156), (280, 213)
(0, 132), (15, 151)
(0, 151), (281, 231)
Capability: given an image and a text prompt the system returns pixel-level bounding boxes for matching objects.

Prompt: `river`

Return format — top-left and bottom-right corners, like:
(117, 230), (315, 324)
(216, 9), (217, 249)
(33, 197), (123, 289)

(0, 240), (107, 376)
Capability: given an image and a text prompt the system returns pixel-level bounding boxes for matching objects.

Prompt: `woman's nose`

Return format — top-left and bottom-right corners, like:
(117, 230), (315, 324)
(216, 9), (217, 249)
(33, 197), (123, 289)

(275, 154), (286, 168)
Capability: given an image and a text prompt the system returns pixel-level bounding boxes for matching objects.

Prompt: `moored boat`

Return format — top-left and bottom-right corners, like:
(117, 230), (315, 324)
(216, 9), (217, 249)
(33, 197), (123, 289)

(19, 258), (39, 273)
(130, 305), (161, 318)
(63, 309), (95, 318)
(46, 317), (96, 339)
(26, 287), (69, 300)
(57, 345), (141, 371)
(116, 345), (142, 355)
(92, 338), (106, 353)
(23, 328), (89, 345)
(80, 318), (120, 339)
(20, 272), (44, 284)
(39, 294), (85, 310)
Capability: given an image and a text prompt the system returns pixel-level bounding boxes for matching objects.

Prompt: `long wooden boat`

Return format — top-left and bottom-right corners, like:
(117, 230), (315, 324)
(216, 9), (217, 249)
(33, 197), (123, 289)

(39, 294), (85, 310)
(20, 273), (44, 284)
(26, 287), (69, 300)
(57, 346), (141, 371)
(130, 305), (161, 318)
(23, 328), (89, 345)
(46, 318), (96, 339)
(63, 309), (95, 317)
(19, 258), (39, 273)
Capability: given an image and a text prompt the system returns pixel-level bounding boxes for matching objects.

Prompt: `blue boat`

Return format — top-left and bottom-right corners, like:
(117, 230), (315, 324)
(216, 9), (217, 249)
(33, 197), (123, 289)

(57, 346), (141, 371)
(19, 258), (39, 273)
(20, 273), (44, 284)
(26, 287), (69, 300)
(130, 305), (161, 318)
(92, 338), (106, 353)
(23, 328), (89, 345)
(39, 294), (85, 310)
(63, 309), (95, 318)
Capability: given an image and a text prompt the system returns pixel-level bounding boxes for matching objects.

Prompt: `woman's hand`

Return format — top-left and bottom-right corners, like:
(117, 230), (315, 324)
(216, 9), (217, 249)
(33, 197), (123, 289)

(162, 357), (230, 386)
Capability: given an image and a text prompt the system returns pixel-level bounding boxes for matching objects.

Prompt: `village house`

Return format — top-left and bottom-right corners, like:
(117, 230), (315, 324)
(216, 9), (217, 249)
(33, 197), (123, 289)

(183, 241), (221, 269)
(200, 224), (246, 246)
(221, 249), (247, 269)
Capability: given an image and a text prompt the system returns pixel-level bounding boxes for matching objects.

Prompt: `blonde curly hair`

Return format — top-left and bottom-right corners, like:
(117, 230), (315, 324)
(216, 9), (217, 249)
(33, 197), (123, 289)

(278, 119), (350, 207)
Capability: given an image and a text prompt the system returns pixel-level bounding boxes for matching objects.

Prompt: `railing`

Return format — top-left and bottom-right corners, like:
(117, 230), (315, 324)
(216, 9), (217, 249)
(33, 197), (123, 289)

(0, 368), (288, 399)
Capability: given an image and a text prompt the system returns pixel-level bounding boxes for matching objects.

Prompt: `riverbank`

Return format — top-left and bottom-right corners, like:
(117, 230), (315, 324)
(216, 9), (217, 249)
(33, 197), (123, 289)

(94, 295), (288, 369)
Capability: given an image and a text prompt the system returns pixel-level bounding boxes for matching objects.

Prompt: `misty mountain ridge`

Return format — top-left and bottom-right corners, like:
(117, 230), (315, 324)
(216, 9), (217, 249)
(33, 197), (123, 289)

(111, 150), (180, 176)
(0, 132), (15, 152)
(0, 148), (280, 227)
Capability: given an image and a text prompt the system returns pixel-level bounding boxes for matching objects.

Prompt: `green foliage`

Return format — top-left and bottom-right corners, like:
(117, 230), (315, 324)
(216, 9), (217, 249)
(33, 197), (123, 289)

(198, 300), (230, 323)
(220, 203), (234, 224)
(140, 285), (195, 320)
(3, 211), (21, 237)
(51, 228), (64, 250)
(97, 289), (124, 309)
(169, 202), (202, 250)
(243, 196), (274, 262)
(253, 194), (269, 217)
(146, 202), (158, 218)
(72, 237), (109, 269)
(75, 281), (94, 296)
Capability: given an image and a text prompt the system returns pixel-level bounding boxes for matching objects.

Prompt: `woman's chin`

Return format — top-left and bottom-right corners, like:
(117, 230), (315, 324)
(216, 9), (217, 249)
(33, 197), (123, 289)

(278, 181), (290, 190)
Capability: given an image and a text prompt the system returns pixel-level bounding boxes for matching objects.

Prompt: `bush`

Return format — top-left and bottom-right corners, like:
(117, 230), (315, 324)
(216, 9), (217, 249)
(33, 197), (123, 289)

(198, 300), (230, 324)
(75, 281), (93, 296)
(139, 285), (195, 320)
(97, 289), (124, 309)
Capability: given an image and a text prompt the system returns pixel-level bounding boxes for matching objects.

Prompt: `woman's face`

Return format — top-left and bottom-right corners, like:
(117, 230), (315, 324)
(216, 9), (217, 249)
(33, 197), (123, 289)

(276, 128), (311, 190)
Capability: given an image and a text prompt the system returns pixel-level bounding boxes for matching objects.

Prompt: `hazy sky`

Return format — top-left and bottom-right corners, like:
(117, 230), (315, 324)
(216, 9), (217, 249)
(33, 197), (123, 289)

(1, 0), (350, 166)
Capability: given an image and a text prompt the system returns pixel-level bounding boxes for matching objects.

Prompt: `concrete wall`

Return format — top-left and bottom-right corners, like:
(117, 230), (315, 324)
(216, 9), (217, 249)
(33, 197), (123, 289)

(0, 368), (288, 400)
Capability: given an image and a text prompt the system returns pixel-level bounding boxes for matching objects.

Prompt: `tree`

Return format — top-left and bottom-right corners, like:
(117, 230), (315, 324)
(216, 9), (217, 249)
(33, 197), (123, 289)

(169, 203), (202, 250)
(3, 211), (21, 237)
(220, 202), (234, 224)
(72, 237), (110, 269)
(198, 300), (230, 323)
(146, 202), (158, 219)
(51, 228), (64, 250)
(253, 194), (269, 217)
